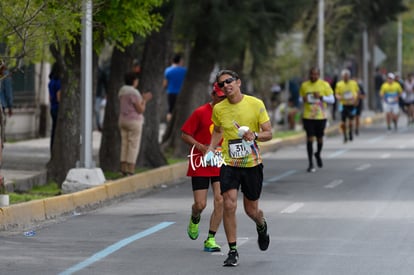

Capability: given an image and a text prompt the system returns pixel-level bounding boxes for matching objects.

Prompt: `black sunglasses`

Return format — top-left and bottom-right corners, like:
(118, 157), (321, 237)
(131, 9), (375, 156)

(218, 77), (236, 88)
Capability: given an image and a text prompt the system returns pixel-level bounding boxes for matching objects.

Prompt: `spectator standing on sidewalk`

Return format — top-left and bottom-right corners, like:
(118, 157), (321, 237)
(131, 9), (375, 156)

(48, 63), (62, 152)
(118, 72), (152, 175)
(0, 60), (13, 118)
(181, 82), (226, 252)
(163, 54), (187, 122)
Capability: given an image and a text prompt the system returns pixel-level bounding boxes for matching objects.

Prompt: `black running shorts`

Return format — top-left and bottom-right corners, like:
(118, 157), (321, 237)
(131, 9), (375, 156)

(220, 164), (263, 201)
(191, 176), (220, 191)
(341, 105), (357, 122)
(303, 118), (327, 138)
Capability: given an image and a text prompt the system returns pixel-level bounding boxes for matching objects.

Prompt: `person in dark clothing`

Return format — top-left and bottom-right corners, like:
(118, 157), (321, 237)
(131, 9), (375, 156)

(48, 63), (61, 152)
(330, 75), (338, 120)
(374, 67), (384, 113)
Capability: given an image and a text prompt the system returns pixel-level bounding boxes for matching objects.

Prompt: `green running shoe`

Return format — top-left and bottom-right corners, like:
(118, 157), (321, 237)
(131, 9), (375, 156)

(187, 218), (199, 240)
(204, 237), (221, 252)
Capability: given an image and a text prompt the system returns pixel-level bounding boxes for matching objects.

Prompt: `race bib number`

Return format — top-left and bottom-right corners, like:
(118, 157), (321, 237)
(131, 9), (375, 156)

(307, 93), (320, 104)
(386, 96), (398, 104)
(343, 91), (353, 100)
(228, 139), (249, 158)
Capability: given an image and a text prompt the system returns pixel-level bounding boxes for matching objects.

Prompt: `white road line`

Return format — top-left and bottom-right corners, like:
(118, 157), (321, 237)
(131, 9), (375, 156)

(327, 149), (349, 159)
(356, 163), (371, 171)
(280, 202), (304, 214)
(324, 179), (343, 189)
(212, 237), (249, 256)
(367, 135), (385, 144)
(264, 170), (297, 186)
(380, 153), (391, 159)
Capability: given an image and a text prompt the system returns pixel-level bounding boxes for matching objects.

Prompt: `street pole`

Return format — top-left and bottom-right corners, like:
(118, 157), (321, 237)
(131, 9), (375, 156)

(362, 29), (369, 111)
(62, 0), (105, 194)
(318, 0), (324, 79)
(80, 0), (93, 168)
(397, 18), (402, 75)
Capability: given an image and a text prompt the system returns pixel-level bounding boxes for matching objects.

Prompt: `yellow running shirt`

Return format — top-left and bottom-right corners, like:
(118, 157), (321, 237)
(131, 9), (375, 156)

(300, 79), (333, 120)
(380, 82), (402, 104)
(335, 80), (359, 106)
(212, 95), (270, 168)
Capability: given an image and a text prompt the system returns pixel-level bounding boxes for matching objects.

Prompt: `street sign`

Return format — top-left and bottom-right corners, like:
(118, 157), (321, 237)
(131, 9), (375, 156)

(374, 45), (387, 67)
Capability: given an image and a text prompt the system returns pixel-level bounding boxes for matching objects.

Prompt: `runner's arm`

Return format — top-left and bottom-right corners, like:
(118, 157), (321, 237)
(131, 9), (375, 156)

(322, 94), (335, 104)
(256, 121), (272, 142)
(207, 125), (223, 153)
(181, 132), (207, 154)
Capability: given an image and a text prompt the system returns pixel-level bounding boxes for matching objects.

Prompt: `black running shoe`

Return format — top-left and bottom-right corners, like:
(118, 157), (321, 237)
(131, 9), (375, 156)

(307, 165), (316, 173)
(314, 153), (323, 168)
(223, 250), (239, 267)
(257, 220), (270, 251)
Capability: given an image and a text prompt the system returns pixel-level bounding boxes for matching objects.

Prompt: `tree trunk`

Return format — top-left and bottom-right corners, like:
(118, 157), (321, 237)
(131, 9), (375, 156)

(136, 16), (174, 168)
(47, 42), (82, 187)
(162, 33), (216, 157)
(98, 47), (129, 172)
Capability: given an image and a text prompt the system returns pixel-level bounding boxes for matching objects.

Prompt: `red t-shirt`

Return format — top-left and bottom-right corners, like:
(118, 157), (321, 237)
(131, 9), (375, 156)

(181, 103), (221, 177)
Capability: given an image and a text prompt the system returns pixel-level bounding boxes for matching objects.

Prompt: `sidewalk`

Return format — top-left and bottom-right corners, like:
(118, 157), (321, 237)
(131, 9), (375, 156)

(1, 131), (102, 192)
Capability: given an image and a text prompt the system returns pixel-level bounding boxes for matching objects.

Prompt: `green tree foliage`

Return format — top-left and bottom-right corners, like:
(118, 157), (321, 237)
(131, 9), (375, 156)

(0, 0), (81, 65)
(400, 0), (414, 72)
(93, 0), (163, 50)
(1, 0), (165, 185)
(302, 0), (407, 66)
(163, 0), (312, 156)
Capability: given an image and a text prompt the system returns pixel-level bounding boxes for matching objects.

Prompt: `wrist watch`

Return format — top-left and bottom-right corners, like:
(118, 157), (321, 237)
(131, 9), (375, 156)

(254, 132), (259, 140)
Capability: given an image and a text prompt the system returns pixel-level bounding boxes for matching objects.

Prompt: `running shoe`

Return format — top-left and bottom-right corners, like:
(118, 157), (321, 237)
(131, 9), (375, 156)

(187, 218), (199, 240)
(204, 237), (221, 252)
(223, 249), (239, 267)
(314, 153), (323, 168)
(257, 220), (270, 251)
(307, 165), (316, 173)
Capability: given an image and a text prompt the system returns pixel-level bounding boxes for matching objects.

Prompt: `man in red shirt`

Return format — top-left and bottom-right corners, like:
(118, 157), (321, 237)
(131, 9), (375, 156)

(181, 82), (226, 252)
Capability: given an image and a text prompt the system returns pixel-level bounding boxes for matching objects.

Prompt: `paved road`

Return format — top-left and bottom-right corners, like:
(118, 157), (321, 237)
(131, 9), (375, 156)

(1, 118), (414, 274)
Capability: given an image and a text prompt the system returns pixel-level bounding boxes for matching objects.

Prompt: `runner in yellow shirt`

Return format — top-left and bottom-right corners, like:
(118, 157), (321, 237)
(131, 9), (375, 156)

(207, 69), (272, 266)
(380, 73), (402, 131)
(335, 69), (359, 143)
(300, 67), (334, 172)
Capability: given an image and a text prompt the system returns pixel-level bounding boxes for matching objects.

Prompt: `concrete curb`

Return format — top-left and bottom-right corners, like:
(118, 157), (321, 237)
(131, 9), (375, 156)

(0, 162), (187, 231)
(0, 113), (384, 231)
